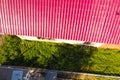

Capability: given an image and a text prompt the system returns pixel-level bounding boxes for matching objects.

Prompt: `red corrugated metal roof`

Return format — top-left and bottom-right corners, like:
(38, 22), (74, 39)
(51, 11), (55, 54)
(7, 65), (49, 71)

(0, 0), (120, 44)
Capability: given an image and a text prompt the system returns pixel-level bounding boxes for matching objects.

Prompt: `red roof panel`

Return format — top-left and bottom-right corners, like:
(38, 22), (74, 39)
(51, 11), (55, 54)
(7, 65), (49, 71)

(0, 0), (120, 44)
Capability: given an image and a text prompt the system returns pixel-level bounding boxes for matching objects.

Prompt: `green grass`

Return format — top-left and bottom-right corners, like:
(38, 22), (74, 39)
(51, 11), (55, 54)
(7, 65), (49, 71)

(0, 35), (120, 76)
(90, 48), (120, 75)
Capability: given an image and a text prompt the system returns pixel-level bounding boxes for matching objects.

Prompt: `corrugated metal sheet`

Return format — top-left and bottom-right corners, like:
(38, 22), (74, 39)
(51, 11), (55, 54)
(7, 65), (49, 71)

(0, 0), (120, 44)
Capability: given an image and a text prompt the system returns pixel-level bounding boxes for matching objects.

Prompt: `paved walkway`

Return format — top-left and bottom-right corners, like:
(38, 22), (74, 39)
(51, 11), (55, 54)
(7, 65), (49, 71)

(1, 65), (120, 80)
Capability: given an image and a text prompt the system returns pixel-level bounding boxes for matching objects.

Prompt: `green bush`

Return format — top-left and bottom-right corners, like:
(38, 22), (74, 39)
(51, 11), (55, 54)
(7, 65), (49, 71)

(0, 35), (24, 65)
(0, 35), (120, 76)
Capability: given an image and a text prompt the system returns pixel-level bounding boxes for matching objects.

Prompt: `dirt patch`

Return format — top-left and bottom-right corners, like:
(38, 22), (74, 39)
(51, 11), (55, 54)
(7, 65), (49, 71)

(100, 44), (120, 50)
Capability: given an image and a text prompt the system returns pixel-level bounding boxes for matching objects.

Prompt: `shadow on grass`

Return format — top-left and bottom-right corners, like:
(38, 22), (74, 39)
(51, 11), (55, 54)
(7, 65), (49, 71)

(1, 35), (98, 73)
(46, 44), (98, 72)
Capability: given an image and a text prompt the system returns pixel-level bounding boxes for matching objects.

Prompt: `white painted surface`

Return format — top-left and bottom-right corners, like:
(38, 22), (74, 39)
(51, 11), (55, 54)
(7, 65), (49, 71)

(17, 35), (38, 40)
(17, 35), (103, 47)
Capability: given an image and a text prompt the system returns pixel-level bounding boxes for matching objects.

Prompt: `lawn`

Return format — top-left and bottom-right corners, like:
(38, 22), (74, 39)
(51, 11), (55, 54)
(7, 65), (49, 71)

(0, 35), (120, 76)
